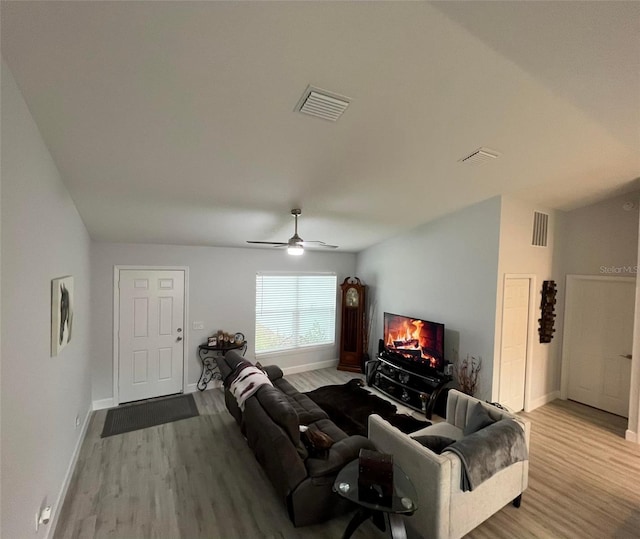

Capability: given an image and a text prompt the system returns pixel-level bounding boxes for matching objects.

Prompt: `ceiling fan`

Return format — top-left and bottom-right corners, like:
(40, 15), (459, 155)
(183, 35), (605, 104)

(247, 209), (338, 255)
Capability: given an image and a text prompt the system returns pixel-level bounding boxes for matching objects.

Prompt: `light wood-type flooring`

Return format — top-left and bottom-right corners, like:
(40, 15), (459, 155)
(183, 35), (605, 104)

(54, 368), (640, 539)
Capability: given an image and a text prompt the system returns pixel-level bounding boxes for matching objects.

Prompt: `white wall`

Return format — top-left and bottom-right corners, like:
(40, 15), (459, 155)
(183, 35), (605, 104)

(91, 242), (356, 403)
(355, 197), (501, 400)
(1, 63), (93, 538)
(493, 197), (560, 408)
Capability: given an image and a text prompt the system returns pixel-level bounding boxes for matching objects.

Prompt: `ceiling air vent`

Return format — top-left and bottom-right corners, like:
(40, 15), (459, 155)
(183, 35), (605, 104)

(295, 85), (350, 122)
(532, 211), (549, 247)
(459, 147), (500, 164)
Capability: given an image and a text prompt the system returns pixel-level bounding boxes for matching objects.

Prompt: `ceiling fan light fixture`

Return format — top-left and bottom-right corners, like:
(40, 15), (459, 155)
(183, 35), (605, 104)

(287, 244), (304, 256)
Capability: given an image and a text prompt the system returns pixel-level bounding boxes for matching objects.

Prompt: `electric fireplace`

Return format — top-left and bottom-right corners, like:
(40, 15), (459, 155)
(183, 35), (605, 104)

(382, 312), (445, 375)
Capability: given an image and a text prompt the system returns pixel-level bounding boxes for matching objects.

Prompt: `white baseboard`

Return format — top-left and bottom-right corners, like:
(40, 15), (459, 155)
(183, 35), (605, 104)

(625, 429), (638, 443)
(281, 358), (339, 375)
(186, 380), (221, 393)
(92, 397), (114, 411)
(47, 406), (91, 539)
(528, 390), (561, 411)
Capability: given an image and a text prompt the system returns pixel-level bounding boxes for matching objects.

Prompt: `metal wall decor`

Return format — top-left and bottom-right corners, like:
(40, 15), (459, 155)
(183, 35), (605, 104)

(538, 280), (557, 343)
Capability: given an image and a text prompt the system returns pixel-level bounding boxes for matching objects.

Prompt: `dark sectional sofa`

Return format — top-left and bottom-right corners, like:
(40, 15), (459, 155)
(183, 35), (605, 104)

(217, 350), (374, 526)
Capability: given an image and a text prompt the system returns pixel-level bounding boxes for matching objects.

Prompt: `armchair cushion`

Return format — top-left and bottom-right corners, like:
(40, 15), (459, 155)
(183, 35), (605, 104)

(412, 435), (456, 454)
(463, 402), (497, 435)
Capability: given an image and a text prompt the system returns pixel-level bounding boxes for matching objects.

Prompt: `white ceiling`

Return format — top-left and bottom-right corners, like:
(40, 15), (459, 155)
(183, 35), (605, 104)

(2, 1), (639, 252)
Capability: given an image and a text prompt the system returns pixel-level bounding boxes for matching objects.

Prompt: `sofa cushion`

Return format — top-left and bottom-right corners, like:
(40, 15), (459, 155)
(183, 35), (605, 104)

(274, 378), (329, 424)
(463, 402), (497, 436)
(255, 385), (300, 446)
(412, 435), (456, 454)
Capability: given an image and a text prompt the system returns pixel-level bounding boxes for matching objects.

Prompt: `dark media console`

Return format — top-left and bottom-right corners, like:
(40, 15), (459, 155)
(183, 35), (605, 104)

(367, 353), (452, 419)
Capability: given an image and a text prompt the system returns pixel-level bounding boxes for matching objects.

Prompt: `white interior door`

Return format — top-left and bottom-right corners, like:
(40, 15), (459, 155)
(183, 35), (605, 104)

(118, 269), (185, 403)
(499, 277), (530, 412)
(565, 277), (634, 417)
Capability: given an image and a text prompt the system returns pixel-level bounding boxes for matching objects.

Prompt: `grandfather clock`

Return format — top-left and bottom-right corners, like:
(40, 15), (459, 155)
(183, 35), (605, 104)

(338, 277), (366, 372)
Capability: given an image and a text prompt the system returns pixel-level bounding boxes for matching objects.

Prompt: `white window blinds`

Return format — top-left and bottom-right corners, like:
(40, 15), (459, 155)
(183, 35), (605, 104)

(255, 273), (337, 356)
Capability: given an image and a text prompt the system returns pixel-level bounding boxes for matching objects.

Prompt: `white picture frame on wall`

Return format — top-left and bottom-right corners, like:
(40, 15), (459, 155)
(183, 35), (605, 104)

(51, 275), (73, 356)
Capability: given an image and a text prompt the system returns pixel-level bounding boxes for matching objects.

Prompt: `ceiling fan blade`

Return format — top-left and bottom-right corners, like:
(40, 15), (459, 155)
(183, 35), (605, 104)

(300, 241), (339, 249)
(246, 241), (288, 246)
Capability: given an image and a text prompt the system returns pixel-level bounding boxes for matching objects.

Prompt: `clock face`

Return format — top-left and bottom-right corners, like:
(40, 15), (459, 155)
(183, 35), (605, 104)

(346, 287), (359, 308)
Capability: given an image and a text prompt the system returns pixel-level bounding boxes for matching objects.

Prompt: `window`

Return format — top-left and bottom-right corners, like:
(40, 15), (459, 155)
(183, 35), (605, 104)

(255, 272), (337, 356)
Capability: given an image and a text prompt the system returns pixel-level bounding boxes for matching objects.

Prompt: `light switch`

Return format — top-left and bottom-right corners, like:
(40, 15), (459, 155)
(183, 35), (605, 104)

(192, 321), (205, 330)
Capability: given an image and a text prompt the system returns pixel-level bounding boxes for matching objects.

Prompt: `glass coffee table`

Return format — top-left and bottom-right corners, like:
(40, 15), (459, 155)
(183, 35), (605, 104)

(333, 459), (417, 539)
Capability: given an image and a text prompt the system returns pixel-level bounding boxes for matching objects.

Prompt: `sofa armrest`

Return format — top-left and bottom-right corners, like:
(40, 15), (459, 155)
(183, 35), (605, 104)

(263, 364), (284, 382)
(306, 435), (374, 478)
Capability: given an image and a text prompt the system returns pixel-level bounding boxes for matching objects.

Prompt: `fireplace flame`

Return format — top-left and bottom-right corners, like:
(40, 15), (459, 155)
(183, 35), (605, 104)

(385, 318), (438, 367)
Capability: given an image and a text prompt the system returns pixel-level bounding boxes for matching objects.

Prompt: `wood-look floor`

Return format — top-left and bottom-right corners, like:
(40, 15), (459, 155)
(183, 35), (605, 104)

(54, 369), (640, 539)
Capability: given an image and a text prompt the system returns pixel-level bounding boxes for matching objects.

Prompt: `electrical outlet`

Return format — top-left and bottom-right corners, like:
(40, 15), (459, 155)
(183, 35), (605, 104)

(75, 415), (80, 428)
(192, 321), (204, 330)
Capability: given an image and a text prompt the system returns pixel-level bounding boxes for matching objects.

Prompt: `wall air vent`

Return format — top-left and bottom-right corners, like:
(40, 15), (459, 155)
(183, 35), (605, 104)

(295, 85), (350, 122)
(532, 211), (549, 247)
(459, 147), (500, 164)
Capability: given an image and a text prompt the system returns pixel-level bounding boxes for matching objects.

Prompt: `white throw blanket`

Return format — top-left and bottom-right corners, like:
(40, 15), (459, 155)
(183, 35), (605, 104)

(229, 366), (273, 411)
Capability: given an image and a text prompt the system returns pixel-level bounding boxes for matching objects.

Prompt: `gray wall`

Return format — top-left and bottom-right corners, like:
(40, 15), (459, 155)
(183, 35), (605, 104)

(557, 191), (639, 436)
(1, 63), (93, 538)
(559, 191), (639, 276)
(91, 242), (356, 402)
(355, 196), (501, 400)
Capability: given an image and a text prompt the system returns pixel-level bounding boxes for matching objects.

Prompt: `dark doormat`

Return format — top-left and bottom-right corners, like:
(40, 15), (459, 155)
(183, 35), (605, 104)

(305, 379), (430, 437)
(101, 393), (199, 437)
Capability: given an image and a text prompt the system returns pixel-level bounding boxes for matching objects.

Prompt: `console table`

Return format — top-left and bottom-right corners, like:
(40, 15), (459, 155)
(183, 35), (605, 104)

(197, 341), (247, 391)
(369, 354), (452, 419)
(333, 458), (417, 539)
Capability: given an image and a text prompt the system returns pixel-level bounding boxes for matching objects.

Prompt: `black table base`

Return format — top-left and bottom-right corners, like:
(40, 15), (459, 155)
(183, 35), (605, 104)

(197, 342), (247, 391)
(342, 507), (407, 539)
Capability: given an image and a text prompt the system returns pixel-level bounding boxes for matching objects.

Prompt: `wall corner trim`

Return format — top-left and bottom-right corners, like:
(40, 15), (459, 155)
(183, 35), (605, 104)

(625, 429), (638, 444)
(527, 390), (561, 412)
(92, 398), (114, 411)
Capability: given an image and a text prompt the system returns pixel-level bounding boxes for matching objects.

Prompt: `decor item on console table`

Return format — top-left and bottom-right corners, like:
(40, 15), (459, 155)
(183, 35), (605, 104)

(197, 339), (247, 391)
(453, 354), (481, 397)
(338, 276), (367, 373)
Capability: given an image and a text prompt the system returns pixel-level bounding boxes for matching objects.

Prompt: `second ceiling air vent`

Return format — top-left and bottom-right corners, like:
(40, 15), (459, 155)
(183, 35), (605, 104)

(295, 85), (350, 122)
(532, 211), (549, 247)
(459, 147), (500, 164)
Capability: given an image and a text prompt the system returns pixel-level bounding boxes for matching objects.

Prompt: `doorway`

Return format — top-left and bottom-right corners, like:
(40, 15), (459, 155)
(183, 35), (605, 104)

(113, 267), (188, 404)
(562, 275), (635, 417)
(499, 275), (534, 412)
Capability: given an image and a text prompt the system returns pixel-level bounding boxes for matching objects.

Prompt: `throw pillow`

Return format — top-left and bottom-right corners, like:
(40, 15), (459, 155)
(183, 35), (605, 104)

(463, 402), (497, 436)
(301, 426), (334, 459)
(411, 435), (456, 454)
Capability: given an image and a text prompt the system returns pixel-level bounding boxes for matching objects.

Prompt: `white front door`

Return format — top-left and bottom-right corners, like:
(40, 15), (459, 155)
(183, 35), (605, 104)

(499, 277), (530, 412)
(565, 277), (634, 417)
(118, 269), (185, 403)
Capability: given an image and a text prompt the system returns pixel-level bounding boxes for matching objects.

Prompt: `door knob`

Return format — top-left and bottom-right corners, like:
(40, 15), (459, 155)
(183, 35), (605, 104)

(620, 354), (632, 360)
(177, 336), (183, 342)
